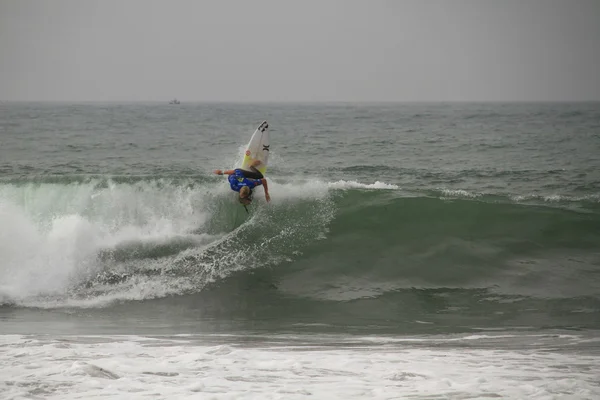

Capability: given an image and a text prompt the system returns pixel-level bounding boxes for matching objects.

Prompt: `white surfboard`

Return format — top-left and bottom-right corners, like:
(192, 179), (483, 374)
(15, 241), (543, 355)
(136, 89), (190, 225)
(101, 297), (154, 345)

(240, 121), (269, 175)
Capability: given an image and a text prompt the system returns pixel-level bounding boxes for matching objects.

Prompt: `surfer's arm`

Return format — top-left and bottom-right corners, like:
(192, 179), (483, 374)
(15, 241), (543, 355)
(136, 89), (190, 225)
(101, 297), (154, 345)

(260, 178), (271, 202)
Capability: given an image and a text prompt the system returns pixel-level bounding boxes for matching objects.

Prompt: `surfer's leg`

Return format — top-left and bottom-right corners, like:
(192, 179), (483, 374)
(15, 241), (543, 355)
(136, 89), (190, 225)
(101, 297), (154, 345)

(240, 166), (263, 180)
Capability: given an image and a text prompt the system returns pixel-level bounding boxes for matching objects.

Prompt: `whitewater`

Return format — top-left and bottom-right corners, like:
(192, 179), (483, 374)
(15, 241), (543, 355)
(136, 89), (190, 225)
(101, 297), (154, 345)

(3, 334), (599, 399)
(0, 177), (350, 307)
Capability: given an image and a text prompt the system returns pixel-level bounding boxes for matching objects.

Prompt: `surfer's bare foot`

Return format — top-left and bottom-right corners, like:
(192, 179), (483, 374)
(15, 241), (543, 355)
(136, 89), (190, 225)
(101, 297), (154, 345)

(251, 160), (261, 167)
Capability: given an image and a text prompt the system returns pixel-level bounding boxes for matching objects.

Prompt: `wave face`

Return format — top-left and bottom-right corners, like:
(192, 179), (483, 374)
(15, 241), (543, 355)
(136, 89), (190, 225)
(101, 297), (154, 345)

(0, 177), (334, 307)
(1, 177), (599, 332)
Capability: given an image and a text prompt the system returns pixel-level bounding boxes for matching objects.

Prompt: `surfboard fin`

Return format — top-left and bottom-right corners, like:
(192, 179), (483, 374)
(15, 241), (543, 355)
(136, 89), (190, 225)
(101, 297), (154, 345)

(243, 205), (249, 214)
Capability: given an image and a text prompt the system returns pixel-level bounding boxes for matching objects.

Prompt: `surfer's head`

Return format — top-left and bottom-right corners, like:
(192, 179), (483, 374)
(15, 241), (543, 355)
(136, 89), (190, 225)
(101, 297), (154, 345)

(239, 186), (252, 205)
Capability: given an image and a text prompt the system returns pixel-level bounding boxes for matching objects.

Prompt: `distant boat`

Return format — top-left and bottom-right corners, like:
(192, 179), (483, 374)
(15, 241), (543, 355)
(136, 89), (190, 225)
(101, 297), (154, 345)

(169, 98), (181, 104)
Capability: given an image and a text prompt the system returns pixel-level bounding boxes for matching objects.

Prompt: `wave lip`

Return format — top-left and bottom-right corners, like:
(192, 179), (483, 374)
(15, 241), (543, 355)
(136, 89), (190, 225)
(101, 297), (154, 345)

(328, 180), (399, 190)
(511, 193), (600, 203)
(439, 188), (482, 198)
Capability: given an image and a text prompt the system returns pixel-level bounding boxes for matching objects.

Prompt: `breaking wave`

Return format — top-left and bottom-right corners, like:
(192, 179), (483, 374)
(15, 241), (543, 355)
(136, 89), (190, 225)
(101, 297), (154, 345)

(1, 176), (599, 327)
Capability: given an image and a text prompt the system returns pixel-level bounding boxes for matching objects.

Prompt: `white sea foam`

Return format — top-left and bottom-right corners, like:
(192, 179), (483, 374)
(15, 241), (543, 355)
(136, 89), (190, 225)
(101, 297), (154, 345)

(259, 179), (398, 204)
(327, 180), (399, 190)
(511, 193), (600, 203)
(0, 180), (213, 305)
(439, 189), (482, 198)
(1, 334), (598, 400)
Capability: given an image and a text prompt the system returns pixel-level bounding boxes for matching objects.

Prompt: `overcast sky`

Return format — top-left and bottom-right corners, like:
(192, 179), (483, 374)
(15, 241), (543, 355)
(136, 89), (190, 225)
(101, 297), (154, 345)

(1, 0), (599, 102)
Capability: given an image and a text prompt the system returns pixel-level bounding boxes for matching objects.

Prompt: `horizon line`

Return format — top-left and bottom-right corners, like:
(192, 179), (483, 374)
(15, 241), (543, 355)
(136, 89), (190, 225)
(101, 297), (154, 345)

(2, 99), (599, 104)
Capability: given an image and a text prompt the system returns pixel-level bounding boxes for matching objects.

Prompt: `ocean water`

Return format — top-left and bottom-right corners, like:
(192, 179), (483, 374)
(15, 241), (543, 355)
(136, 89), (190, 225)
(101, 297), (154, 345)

(1, 102), (599, 399)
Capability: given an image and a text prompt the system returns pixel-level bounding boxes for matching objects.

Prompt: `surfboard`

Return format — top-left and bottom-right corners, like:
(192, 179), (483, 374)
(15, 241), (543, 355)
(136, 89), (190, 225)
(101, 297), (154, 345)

(240, 120), (269, 174)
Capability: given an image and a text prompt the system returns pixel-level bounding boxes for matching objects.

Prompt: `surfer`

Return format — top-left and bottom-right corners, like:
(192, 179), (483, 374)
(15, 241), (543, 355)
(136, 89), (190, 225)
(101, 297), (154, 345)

(214, 159), (271, 205)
